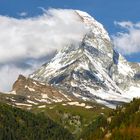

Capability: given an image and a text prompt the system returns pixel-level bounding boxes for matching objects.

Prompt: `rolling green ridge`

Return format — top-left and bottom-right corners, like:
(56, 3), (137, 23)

(31, 102), (111, 138)
(0, 94), (140, 140)
(0, 103), (74, 140)
(80, 98), (140, 140)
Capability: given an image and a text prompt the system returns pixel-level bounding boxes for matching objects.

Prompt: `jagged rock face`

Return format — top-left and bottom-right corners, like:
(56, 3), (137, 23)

(110, 55), (140, 90)
(30, 10), (140, 107)
(11, 75), (73, 104)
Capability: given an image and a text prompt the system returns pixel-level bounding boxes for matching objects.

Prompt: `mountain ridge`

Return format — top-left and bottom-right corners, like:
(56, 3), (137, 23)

(29, 10), (140, 108)
(29, 11), (140, 107)
(1, 10), (138, 108)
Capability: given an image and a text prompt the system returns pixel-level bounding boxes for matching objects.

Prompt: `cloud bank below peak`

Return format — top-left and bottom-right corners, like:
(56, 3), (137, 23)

(113, 21), (140, 55)
(0, 8), (88, 91)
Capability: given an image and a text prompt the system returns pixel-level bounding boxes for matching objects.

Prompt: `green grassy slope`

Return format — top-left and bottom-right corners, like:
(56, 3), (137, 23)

(80, 98), (140, 140)
(0, 103), (74, 140)
(31, 102), (111, 138)
(2, 92), (140, 140)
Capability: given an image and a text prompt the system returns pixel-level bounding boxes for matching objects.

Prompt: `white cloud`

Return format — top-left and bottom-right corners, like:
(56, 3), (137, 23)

(18, 12), (28, 17)
(0, 8), (88, 91)
(0, 65), (33, 92)
(112, 21), (140, 55)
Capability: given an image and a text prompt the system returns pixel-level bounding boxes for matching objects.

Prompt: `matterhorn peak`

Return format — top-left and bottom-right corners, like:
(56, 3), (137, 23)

(75, 10), (110, 41)
(29, 10), (140, 108)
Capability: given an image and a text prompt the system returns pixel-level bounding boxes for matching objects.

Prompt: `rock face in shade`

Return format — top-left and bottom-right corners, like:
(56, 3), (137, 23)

(10, 75), (74, 104)
(16, 10), (140, 107)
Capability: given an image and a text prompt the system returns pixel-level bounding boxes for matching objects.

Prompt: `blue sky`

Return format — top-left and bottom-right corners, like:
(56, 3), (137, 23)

(0, 0), (140, 33)
(0, 0), (140, 62)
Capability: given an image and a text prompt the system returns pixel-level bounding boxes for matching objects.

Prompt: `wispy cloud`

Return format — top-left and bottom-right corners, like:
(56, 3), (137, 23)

(0, 9), (88, 91)
(112, 21), (140, 55)
(18, 12), (28, 17)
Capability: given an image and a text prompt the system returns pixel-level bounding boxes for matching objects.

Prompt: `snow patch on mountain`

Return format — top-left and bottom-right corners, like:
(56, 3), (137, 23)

(75, 10), (110, 41)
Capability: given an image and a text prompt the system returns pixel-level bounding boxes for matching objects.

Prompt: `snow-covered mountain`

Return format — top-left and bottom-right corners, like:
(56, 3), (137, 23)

(20, 10), (140, 107)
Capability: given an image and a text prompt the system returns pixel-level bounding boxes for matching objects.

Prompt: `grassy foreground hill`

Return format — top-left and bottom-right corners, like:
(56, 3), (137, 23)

(0, 93), (140, 140)
(80, 98), (140, 140)
(31, 102), (111, 138)
(0, 103), (74, 140)
(0, 92), (111, 139)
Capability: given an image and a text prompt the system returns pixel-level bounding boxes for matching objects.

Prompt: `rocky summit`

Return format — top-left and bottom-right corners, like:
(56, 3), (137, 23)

(10, 10), (140, 108)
